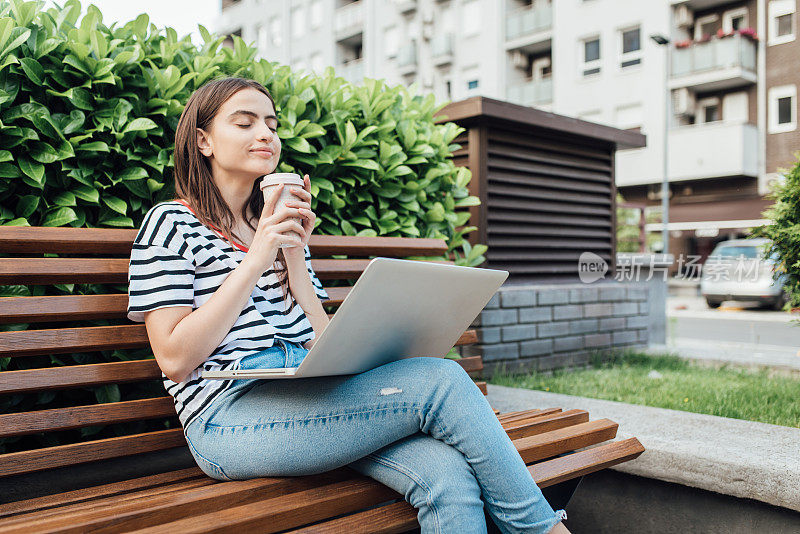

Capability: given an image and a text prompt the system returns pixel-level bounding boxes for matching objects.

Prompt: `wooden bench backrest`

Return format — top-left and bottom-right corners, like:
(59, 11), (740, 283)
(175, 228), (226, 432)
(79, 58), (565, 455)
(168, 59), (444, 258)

(0, 227), (481, 478)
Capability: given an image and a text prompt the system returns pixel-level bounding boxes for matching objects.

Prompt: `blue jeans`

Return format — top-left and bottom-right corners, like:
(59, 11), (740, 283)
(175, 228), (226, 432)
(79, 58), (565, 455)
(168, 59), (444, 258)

(184, 339), (566, 534)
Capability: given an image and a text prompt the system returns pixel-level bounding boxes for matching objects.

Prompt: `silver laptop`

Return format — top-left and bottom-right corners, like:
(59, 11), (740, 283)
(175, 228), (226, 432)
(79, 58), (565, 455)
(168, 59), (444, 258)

(202, 257), (508, 380)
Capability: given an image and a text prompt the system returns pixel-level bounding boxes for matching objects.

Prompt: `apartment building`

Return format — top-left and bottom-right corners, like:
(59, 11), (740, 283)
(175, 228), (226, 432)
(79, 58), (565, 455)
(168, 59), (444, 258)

(217, 0), (799, 264)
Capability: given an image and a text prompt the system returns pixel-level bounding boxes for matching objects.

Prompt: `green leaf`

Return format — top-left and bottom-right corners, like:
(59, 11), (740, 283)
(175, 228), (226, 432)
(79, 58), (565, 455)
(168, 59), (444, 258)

(102, 195), (127, 215)
(0, 162), (21, 178)
(18, 157), (44, 184)
(30, 142), (59, 163)
(99, 216), (134, 227)
(75, 141), (110, 152)
(313, 177), (335, 192)
(118, 167), (148, 181)
(72, 184), (99, 204)
(454, 196), (481, 208)
(53, 191), (77, 206)
(42, 207), (77, 227)
(16, 195), (39, 217)
(0, 150), (11, 162)
(122, 117), (157, 133)
(18, 57), (43, 85)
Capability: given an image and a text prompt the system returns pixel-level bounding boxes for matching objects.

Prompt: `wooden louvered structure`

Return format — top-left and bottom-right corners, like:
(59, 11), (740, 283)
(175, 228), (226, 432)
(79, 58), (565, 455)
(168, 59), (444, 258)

(436, 97), (647, 283)
(0, 227), (643, 531)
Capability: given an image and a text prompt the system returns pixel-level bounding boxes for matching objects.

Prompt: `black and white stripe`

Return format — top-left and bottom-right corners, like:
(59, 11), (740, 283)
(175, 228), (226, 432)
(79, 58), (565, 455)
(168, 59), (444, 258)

(127, 201), (329, 431)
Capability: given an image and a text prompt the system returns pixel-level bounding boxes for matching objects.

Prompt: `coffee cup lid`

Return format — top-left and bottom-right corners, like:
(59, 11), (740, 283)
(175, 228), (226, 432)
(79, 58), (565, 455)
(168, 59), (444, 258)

(260, 173), (304, 189)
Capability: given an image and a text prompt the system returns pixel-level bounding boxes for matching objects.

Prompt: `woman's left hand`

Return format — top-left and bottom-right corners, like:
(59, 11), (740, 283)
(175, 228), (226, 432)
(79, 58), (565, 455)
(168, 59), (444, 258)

(281, 174), (316, 256)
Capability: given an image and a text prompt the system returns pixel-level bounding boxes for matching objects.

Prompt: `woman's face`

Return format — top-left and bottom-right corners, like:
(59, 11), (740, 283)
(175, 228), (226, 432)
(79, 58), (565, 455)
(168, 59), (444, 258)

(196, 87), (281, 179)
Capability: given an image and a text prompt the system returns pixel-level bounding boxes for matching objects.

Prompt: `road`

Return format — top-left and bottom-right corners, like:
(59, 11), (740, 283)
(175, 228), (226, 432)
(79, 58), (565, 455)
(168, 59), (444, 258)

(651, 296), (800, 371)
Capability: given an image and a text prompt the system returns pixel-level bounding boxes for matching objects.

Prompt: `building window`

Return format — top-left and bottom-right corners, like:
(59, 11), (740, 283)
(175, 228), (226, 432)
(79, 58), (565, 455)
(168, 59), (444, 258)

(463, 1), (480, 37)
(467, 79), (479, 90)
(620, 26), (642, 69)
(269, 16), (282, 47)
(385, 26), (398, 58)
(310, 0), (323, 29)
(256, 24), (268, 53)
(615, 103), (643, 131)
(723, 8), (749, 32)
(694, 14), (719, 40)
(768, 85), (797, 133)
(310, 53), (324, 74)
(769, 0), (795, 45)
(582, 36), (601, 76)
(291, 6), (304, 38)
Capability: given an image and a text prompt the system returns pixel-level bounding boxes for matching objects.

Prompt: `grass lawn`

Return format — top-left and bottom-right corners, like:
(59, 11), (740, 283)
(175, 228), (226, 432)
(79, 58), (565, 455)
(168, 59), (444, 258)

(487, 351), (800, 428)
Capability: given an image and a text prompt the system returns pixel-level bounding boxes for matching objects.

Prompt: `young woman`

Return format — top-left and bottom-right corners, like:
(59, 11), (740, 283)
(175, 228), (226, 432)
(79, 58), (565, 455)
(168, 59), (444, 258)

(127, 77), (570, 534)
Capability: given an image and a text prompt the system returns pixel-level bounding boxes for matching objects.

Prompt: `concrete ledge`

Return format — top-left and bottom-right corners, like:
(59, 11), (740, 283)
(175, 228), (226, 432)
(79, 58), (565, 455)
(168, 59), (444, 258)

(487, 384), (800, 512)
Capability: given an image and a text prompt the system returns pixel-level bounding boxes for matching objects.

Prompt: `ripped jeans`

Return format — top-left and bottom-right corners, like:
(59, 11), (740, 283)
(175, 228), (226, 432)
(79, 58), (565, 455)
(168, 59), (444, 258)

(183, 339), (566, 534)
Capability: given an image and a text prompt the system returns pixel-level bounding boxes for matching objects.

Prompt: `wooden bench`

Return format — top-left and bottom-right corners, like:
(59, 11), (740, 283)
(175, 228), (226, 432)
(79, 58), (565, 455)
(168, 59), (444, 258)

(0, 226), (644, 532)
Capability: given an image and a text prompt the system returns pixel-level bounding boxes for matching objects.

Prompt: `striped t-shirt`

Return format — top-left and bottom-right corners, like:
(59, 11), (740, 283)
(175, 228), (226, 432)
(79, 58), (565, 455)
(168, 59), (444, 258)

(127, 200), (329, 431)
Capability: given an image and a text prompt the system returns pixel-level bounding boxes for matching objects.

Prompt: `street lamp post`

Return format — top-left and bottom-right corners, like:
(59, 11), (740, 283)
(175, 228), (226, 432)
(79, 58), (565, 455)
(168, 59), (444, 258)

(650, 31), (671, 256)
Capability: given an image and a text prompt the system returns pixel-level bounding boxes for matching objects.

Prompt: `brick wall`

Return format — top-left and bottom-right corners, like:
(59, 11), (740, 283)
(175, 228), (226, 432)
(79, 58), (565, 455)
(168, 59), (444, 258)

(765, 3), (800, 174)
(462, 282), (650, 377)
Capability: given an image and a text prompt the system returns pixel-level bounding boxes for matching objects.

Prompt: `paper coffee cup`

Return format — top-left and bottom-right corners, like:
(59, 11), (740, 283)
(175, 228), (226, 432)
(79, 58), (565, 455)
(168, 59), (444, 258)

(260, 173), (305, 248)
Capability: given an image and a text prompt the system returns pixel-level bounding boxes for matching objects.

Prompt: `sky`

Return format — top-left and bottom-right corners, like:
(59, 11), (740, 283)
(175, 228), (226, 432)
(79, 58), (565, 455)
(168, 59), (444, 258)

(44, 0), (222, 44)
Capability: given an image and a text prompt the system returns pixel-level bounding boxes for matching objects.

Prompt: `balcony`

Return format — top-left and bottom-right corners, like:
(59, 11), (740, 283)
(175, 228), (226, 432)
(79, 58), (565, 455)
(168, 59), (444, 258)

(670, 34), (757, 92)
(335, 1), (363, 41)
(397, 42), (418, 75)
(338, 58), (364, 85)
(668, 122), (758, 181)
(669, 0), (736, 8)
(505, 77), (553, 108)
(431, 33), (454, 66)
(505, 3), (552, 54)
(394, 0), (417, 15)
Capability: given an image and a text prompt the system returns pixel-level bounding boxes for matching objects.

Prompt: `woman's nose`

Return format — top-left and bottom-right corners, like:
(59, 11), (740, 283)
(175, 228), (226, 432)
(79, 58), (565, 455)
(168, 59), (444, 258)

(256, 124), (274, 142)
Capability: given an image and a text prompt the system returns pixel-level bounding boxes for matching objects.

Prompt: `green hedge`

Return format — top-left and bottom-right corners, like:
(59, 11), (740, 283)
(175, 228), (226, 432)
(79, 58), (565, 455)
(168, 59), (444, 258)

(0, 0), (486, 264)
(0, 0), (486, 453)
(753, 155), (800, 310)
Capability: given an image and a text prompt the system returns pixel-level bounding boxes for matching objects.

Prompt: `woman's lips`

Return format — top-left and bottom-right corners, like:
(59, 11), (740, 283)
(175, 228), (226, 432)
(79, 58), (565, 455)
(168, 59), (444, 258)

(250, 148), (274, 156)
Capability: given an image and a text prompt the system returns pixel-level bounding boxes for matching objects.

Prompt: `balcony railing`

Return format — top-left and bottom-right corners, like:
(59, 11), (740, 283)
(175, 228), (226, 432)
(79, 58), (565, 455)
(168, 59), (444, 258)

(506, 3), (553, 41)
(397, 42), (417, 74)
(431, 33), (453, 65)
(335, 1), (363, 39)
(338, 58), (364, 85)
(505, 77), (553, 107)
(668, 122), (758, 181)
(671, 34), (756, 89)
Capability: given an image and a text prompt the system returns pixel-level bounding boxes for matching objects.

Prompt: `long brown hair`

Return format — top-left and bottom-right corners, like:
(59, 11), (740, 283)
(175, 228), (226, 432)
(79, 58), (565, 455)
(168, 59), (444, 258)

(173, 77), (295, 314)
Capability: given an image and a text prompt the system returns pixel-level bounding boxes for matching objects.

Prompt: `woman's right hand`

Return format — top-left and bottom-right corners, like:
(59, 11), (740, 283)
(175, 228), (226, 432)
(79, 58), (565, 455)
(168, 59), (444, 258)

(244, 184), (306, 273)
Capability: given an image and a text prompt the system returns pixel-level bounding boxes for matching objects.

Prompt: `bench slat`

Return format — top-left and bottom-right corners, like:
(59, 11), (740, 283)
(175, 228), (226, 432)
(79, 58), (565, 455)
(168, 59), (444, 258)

(0, 287), (351, 324)
(0, 355), (482, 395)
(503, 409), (590, 441)
(0, 257), (454, 285)
(0, 397), (176, 438)
(0, 360), (161, 394)
(0, 228), (448, 257)
(5, 470), (361, 534)
(288, 500), (414, 534)
(0, 258), (378, 285)
(528, 437), (645, 487)
(0, 429), (186, 478)
(0, 325), (478, 358)
(515, 419), (619, 464)
(0, 324), (149, 357)
(0, 467), (205, 519)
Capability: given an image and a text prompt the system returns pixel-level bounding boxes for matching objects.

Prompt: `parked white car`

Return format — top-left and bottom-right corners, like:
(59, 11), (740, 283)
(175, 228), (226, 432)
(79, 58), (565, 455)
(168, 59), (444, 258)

(700, 238), (789, 310)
